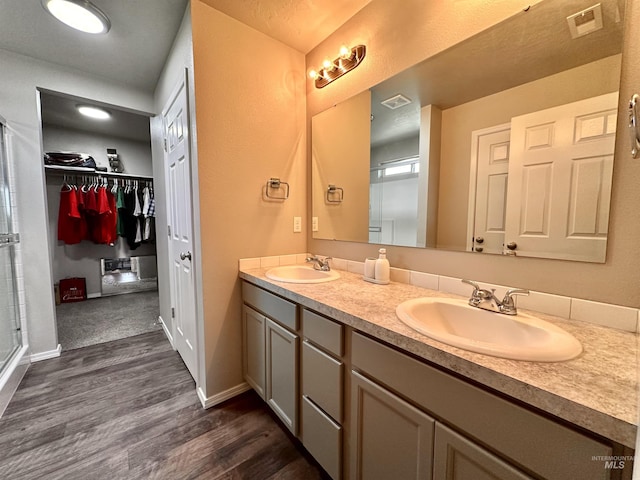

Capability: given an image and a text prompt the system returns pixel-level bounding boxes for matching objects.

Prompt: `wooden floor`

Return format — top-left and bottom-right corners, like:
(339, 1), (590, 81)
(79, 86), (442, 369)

(0, 331), (327, 479)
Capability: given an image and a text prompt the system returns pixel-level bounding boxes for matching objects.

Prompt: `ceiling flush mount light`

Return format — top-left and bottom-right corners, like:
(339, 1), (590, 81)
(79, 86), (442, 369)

(42, 0), (111, 34)
(308, 45), (366, 89)
(77, 105), (111, 120)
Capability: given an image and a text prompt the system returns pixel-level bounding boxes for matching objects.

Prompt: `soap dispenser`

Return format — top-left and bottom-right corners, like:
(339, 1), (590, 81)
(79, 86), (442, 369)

(374, 248), (390, 284)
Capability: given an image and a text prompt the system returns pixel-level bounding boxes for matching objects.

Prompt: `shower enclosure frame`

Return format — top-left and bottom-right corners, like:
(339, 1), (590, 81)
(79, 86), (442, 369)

(0, 115), (29, 416)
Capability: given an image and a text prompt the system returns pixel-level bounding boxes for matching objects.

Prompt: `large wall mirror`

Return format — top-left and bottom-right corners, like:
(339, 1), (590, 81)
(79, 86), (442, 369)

(312, 0), (625, 263)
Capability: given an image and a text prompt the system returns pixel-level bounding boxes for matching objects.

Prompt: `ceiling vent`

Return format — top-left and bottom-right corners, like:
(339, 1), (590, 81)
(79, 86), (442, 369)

(381, 94), (412, 110)
(566, 3), (603, 39)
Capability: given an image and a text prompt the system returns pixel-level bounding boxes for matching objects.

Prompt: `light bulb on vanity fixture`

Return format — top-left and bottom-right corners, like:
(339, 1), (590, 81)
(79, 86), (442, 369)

(308, 44), (366, 88)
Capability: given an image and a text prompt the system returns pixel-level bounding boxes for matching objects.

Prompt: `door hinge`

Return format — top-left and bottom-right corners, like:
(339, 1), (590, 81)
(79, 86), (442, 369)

(168, 225), (171, 237)
(171, 307), (175, 318)
(163, 138), (167, 152)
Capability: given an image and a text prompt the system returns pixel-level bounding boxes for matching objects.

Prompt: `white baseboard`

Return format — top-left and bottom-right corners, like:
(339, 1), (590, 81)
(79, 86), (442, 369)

(197, 382), (251, 409)
(30, 344), (62, 362)
(158, 316), (175, 349)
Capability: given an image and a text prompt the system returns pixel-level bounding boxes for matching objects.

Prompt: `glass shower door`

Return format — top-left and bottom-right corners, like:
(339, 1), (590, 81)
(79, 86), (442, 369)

(0, 120), (22, 376)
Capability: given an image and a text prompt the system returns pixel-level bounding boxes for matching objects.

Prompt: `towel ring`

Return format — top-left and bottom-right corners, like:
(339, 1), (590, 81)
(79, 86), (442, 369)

(265, 177), (289, 200)
(326, 184), (343, 203)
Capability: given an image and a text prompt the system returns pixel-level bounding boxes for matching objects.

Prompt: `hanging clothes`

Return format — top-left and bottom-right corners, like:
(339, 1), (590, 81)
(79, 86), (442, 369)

(116, 185), (126, 237)
(122, 184), (141, 250)
(56, 175), (152, 248)
(142, 185), (156, 242)
(57, 182), (84, 245)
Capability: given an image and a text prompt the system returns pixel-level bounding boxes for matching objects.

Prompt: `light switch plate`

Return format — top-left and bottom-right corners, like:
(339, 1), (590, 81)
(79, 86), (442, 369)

(293, 216), (302, 233)
(312, 216), (318, 232)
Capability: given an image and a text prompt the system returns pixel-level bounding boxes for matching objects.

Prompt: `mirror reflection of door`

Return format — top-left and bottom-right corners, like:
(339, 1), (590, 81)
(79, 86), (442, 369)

(468, 124), (510, 255)
(469, 92), (617, 262)
(505, 92), (617, 262)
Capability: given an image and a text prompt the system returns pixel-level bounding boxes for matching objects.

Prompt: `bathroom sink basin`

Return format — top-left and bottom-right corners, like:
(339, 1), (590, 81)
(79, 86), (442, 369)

(395, 297), (582, 362)
(265, 265), (340, 284)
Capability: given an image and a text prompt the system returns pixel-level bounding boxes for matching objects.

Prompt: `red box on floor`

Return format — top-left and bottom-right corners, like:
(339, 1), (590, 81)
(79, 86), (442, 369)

(59, 277), (86, 303)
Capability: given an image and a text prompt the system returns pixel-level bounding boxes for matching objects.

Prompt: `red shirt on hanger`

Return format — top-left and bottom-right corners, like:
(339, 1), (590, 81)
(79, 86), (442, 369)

(57, 185), (84, 244)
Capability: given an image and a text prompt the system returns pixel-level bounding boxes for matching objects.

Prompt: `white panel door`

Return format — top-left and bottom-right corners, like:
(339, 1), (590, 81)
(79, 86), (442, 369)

(470, 124), (511, 254)
(505, 92), (617, 262)
(163, 71), (197, 380)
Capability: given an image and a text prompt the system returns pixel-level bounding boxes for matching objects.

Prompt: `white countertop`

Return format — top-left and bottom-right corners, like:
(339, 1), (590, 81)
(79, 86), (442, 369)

(239, 266), (639, 448)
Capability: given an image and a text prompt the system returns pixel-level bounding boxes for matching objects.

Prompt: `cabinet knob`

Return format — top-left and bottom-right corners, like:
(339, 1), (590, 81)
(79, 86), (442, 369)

(475, 247), (484, 253)
(506, 242), (517, 250)
(475, 236), (484, 244)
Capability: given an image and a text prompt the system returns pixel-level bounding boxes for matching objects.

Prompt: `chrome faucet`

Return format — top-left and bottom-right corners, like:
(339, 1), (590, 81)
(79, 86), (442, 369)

(461, 279), (529, 315)
(306, 255), (332, 271)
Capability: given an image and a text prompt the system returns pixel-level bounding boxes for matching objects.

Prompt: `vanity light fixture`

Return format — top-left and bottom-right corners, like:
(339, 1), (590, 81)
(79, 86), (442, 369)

(41, 0), (111, 34)
(77, 105), (111, 120)
(308, 45), (366, 89)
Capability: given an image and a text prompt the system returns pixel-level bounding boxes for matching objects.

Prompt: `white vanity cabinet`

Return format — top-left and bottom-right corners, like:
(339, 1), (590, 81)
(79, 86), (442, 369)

(240, 278), (632, 480)
(300, 308), (344, 480)
(350, 370), (435, 480)
(432, 423), (533, 480)
(241, 305), (266, 398)
(242, 282), (299, 435)
(351, 331), (616, 480)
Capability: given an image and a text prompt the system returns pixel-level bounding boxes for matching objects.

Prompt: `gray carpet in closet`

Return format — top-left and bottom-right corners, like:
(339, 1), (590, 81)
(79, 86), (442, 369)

(56, 290), (161, 351)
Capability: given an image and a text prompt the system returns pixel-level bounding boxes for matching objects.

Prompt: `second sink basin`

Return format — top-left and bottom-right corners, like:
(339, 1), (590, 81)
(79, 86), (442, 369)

(396, 297), (582, 362)
(265, 265), (340, 284)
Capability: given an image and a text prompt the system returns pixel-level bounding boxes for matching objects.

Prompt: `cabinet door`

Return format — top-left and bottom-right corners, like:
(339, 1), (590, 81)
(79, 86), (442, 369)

(433, 423), (533, 480)
(242, 305), (265, 399)
(350, 370), (435, 480)
(266, 318), (299, 434)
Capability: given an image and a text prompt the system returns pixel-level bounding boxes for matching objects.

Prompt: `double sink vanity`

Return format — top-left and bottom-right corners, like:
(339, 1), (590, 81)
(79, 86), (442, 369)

(239, 261), (637, 479)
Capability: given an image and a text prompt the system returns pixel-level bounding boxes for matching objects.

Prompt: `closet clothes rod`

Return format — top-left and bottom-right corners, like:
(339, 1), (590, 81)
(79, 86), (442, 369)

(44, 165), (153, 181)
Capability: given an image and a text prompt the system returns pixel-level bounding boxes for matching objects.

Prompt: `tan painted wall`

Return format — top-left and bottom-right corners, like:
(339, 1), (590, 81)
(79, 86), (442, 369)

(312, 90), (370, 242)
(438, 54), (622, 250)
(307, 0), (640, 309)
(191, 1), (306, 397)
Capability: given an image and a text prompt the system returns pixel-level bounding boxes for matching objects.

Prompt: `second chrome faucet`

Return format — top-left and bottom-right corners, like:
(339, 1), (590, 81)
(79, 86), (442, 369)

(462, 279), (528, 315)
(306, 255), (332, 271)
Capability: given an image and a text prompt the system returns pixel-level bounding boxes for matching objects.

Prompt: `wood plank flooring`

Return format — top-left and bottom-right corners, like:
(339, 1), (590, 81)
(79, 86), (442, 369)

(0, 331), (327, 479)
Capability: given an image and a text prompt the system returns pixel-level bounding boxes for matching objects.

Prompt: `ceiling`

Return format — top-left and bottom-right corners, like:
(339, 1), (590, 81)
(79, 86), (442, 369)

(0, 0), (371, 94)
(0, 0), (189, 92)
(0, 0), (370, 143)
(200, 0), (372, 54)
(369, 0), (624, 148)
(40, 91), (152, 142)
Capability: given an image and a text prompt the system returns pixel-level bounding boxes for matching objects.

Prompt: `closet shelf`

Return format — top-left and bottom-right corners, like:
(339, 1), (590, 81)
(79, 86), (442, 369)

(44, 165), (153, 180)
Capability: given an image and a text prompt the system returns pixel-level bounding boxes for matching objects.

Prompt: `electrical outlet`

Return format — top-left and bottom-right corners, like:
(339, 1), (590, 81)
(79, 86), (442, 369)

(293, 216), (302, 233)
(312, 216), (318, 232)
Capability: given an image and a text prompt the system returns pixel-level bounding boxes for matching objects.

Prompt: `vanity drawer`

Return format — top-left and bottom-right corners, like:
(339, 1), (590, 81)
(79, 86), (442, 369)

(302, 340), (343, 422)
(242, 281), (297, 331)
(302, 395), (342, 480)
(351, 331), (612, 480)
(302, 308), (343, 356)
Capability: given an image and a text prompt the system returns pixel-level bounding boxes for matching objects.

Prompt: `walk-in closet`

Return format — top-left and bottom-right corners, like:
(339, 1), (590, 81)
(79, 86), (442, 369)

(41, 91), (160, 351)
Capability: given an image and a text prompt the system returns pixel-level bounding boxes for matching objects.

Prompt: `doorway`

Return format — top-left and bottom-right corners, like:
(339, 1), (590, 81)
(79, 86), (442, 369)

(39, 90), (161, 351)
